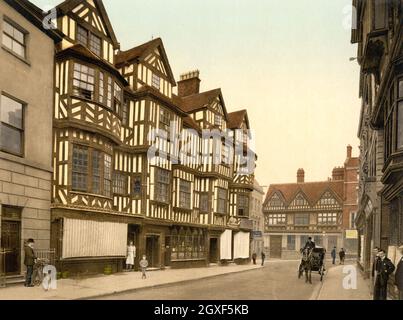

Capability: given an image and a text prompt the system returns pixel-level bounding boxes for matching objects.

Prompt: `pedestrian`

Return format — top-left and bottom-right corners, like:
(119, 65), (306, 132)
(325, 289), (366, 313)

(339, 248), (346, 265)
(140, 255), (148, 279)
(373, 249), (395, 300)
(252, 253), (257, 265)
(24, 239), (36, 287)
(395, 245), (403, 300)
(261, 251), (266, 266)
(125, 241), (136, 271)
(371, 247), (380, 294)
(331, 247), (337, 265)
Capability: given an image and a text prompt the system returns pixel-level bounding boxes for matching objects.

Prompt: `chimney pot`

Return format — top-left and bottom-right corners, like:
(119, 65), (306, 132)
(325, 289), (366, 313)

(347, 145), (352, 158)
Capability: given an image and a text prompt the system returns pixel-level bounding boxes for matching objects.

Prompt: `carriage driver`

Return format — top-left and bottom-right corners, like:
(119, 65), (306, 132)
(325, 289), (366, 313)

(303, 237), (316, 251)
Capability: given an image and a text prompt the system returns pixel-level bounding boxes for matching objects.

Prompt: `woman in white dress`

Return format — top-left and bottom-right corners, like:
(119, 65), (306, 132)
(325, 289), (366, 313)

(126, 241), (136, 271)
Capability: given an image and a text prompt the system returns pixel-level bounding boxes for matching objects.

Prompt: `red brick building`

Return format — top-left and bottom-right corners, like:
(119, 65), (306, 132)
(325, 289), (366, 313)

(262, 146), (358, 259)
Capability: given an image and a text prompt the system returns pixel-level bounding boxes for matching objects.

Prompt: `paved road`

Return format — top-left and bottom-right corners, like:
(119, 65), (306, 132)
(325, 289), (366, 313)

(98, 260), (331, 300)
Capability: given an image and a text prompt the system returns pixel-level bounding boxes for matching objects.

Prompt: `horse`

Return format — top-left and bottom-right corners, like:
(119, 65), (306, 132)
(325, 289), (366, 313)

(298, 248), (313, 284)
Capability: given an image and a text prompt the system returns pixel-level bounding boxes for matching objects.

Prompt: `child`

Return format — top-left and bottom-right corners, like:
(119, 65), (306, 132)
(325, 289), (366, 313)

(139, 255), (148, 279)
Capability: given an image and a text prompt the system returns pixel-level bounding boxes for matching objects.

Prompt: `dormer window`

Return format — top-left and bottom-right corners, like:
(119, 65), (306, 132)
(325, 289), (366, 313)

(73, 63), (95, 100)
(152, 74), (160, 90)
(77, 25), (102, 57)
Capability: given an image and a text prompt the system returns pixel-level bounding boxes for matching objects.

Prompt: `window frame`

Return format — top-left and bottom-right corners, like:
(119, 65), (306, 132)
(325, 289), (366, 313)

(217, 188), (227, 215)
(317, 212), (338, 225)
(152, 73), (161, 90)
(2, 17), (27, 60)
(132, 175), (142, 199)
(72, 62), (95, 100)
(155, 168), (170, 204)
(267, 213), (286, 226)
(396, 78), (403, 150)
(294, 213), (310, 226)
(237, 194), (249, 217)
(71, 144), (113, 198)
(199, 192), (209, 213)
(113, 171), (128, 196)
(76, 24), (102, 57)
(179, 179), (192, 209)
(0, 93), (25, 157)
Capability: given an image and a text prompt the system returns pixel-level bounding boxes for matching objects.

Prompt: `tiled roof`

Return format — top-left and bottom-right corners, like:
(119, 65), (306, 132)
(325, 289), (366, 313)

(227, 110), (248, 129)
(179, 89), (222, 113)
(264, 180), (344, 208)
(183, 116), (201, 132)
(115, 38), (161, 65)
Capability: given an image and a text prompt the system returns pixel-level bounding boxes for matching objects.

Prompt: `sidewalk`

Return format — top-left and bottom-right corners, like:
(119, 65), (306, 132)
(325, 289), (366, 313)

(315, 264), (371, 300)
(0, 264), (261, 300)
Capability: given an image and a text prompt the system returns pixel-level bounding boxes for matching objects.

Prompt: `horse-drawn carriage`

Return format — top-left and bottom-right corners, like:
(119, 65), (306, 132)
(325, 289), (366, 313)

(298, 247), (326, 283)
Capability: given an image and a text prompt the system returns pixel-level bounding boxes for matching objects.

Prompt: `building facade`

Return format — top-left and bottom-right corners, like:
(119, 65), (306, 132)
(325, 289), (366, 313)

(250, 181), (264, 257)
(48, 0), (256, 274)
(351, 0), (403, 298)
(263, 147), (358, 259)
(0, 0), (61, 278)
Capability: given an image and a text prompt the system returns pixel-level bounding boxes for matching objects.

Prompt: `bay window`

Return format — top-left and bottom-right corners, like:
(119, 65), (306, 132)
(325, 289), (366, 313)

(267, 214), (286, 225)
(318, 212), (338, 225)
(73, 63), (95, 100)
(72, 144), (112, 197)
(295, 213), (310, 225)
(398, 79), (403, 150)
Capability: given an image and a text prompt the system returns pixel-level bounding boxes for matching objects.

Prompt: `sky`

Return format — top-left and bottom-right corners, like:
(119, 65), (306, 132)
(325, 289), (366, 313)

(32, 0), (361, 189)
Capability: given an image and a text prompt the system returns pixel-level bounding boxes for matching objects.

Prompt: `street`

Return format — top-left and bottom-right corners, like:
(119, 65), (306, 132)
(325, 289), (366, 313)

(97, 260), (329, 300)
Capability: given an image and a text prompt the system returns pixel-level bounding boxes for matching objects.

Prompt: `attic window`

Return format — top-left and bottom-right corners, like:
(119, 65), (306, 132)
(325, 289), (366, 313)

(77, 25), (102, 57)
(152, 74), (160, 90)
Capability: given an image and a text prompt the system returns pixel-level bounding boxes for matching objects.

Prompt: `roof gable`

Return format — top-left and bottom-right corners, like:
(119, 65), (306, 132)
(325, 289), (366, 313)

(115, 38), (176, 85)
(228, 110), (250, 129)
(57, 0), (119, 49)
(179, 88), (228, 119)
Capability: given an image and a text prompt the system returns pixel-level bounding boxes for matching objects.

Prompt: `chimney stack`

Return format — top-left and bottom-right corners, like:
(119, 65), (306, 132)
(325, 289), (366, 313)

(297, 168), (305, 183)
(178, 70), (201, 97)
(332, 167), (345, 181)
(347, 145), (352, 159)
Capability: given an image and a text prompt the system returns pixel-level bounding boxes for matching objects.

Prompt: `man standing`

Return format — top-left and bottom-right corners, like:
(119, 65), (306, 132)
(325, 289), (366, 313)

(331, 247), (337, 265)
(24, 239), (36, 287)
(395, 245), (403, 300)
(252, 253), (257, 265)
(339, 248), (346, 265)
(374, 249), (395, 300)
(261, 251), (266, 266)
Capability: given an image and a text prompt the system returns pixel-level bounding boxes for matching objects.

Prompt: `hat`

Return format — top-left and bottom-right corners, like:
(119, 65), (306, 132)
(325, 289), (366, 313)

(27, 238), (34, 243)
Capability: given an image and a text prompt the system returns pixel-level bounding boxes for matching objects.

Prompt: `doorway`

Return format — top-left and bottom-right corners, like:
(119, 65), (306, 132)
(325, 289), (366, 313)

(209, 238), (218, 263)
(270, 235), (282, 259)
(145, 235), (160, 268)
(1, 206), (22, 275)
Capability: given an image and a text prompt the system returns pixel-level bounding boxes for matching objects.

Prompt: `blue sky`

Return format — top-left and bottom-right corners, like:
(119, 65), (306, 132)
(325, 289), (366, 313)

(32, 0), (361, 187)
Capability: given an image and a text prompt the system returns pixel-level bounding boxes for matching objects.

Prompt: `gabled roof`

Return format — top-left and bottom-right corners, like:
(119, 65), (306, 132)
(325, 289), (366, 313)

(56, 0), (119, 49)
(264, 181), (344, 208)
(4, 0), (63, 42)
(179, 88), (228, 119)
(227, 109), (250, 129)
(115, 38), (176, 86)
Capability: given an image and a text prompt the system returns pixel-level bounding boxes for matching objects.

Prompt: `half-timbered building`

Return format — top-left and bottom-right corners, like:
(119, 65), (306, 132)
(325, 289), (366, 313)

(351, 0), (403, 299)
(263, 147), (358, 259)
(48, 0), (257, 273)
